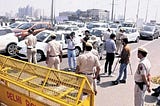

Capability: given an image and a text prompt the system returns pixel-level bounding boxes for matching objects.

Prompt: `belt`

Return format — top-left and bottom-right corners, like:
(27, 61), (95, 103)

(49, 55), (59, 57)
(79, 72), (93, 75)
(68, 48), (75, 51)
(27, 47), (35, 49)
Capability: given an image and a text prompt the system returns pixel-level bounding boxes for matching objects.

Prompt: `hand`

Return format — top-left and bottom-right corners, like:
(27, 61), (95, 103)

(94, 90), (97, 95)
(60, 58), (62, 63)
(46, 61), (48, 64)
(147, 87), (151, 93)
(46, 59), (48, 64)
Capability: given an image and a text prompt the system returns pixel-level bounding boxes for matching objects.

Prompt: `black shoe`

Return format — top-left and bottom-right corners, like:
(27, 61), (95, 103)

(151, 93), (159, 97)
(115, 53), (119, 55)
(119, 80), (126, 83)
(152, 88), (157, 92)
(112, 81), (119, 85)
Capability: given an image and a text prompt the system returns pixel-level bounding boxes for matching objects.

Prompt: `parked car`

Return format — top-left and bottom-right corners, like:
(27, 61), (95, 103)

(0, 28), (18, 56)
(109, 23), (121, 34)
(87, 22), (109, 30)
(122, 27), (140, 43)
(9, 21), (26, 29)
(140, 25), (159, 40)
(13, 22), (51, 40)
(16, 30), (83, 62)
(90, 27), (108, 38)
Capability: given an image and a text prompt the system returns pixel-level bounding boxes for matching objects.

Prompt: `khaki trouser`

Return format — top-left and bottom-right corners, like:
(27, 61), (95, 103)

(85, 74), (97, 92)
(27, 48), (37, 64)
(116, 40), (122, 54)
(134, 84), (146, 106)
(47, 56), (60, 70)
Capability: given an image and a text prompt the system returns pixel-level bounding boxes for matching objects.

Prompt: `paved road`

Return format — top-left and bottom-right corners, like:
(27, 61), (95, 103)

(25, 39), (160, 106)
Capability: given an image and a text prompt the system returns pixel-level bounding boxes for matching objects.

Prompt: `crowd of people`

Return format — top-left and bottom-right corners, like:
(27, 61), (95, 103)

(24, 28), (152, 106)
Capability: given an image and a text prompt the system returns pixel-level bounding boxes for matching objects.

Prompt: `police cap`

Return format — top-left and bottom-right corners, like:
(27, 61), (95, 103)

(50, 32), (56, 37)
(85, 42), (93, 48)
(138, 47), (148, 54)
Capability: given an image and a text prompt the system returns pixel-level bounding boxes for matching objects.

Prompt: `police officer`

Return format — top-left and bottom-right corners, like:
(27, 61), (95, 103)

(76, 42), (101, 95)
(134, 47), (151, 106)
(25, 29), (37, 64)
(116, 28), (125, 55)
(46, 33), (62, 70)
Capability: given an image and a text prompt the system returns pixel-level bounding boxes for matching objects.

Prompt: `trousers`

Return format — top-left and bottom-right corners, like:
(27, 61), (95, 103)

(104, 53), (115, 75)
(116, 63), (128, 81)
(27, 48), (37, 64)
(134, 83), (147, 106)
(67, 49), (76, 69)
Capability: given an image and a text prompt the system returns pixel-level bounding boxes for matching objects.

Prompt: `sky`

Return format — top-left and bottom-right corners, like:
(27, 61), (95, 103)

(0, 0), (160, 22)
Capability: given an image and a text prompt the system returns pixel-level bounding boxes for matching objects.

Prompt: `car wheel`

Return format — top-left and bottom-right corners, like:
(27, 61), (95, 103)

(6, 43), (17, 56)
(75, 47), (81, 56)
(135, 37), (139, 43)
(37, 50), (45, 62)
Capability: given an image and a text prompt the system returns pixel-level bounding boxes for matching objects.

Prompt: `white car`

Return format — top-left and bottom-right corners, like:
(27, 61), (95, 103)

(0, 27), (18, 56)
(16, 30), (83, 62)
(122, 27), (140, 43)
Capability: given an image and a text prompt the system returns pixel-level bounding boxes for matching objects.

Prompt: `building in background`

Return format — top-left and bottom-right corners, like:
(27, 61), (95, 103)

(58, 9), (109, 22)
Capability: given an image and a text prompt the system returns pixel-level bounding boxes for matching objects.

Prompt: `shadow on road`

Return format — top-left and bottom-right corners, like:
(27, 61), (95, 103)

(145, 94), (157, 103)
(98, 81), (114, 88)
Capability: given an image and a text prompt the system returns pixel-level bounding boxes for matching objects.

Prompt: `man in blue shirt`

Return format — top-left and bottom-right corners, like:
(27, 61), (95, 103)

(104, 33), (117, 76)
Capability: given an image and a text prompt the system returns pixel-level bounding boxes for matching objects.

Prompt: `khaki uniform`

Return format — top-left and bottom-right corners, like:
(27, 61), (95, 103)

(77, 51), (100, 92)
(134, 57), (151, 106)
(25, 34), (37, 64)
(46, 40), (62, 70)
(116, 32), (124, 54)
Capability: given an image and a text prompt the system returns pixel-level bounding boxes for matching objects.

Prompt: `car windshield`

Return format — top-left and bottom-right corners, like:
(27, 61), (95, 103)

(36, 32), (50, 42)
(65, 27), (78, 31)
(91, 30), (103, 37)
(122, 23), (133, 27)
(10, 23), (20, 28)
(143, 26), (154, 32)
(17, 23), (34, 30)
(124, 29), (131, 34)
(55, 34), (62, 41)
(55, 26), (66, 31)
(0, 29), (12, 36)
(110, 24), (117, 28)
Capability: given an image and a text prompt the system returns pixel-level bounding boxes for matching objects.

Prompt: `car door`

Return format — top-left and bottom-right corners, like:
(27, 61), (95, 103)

(132, 29), (137, 41)
(0, 30), (7, 50)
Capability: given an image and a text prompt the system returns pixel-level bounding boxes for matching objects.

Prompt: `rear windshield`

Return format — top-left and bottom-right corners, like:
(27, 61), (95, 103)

(0, 29), (12, 36)
(17, 23), (34, 30)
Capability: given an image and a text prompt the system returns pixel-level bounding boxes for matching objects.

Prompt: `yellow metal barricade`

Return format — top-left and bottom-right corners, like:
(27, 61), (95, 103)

(0, 54), (95, 106)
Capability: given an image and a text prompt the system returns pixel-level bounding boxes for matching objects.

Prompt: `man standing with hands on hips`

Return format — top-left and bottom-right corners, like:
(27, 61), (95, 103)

(76, 42), (101, 95)
(46, 33), (62, 70)
(134, 47), (151, 106)
(25, 29), (37, 64)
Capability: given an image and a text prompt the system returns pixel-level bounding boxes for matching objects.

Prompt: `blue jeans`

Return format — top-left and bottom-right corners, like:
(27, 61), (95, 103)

(116, 63), (128, 81)
(67, 50), (76, 69)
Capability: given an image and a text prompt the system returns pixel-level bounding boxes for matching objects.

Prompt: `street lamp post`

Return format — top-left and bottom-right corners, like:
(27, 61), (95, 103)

(123, 0), (127, 21)
(51, 0), (53, 26)
(145, 0), (149, 23)
(136, 0), (140, 22)
(111, 0), (114, 21)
